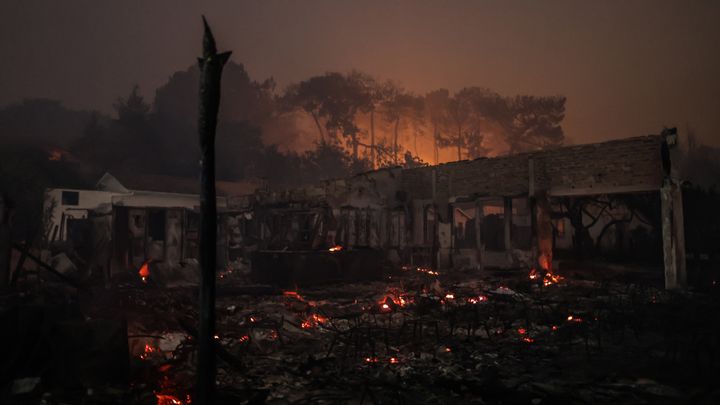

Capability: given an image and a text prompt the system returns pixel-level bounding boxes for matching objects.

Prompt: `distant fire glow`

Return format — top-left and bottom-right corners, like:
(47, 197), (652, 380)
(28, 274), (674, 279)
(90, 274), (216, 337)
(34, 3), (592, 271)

(328, 245), (343, 252)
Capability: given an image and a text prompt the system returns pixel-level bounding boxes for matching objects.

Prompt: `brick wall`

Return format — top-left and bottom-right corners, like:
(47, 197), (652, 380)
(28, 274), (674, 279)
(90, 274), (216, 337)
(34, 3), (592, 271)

(400, 135), (664, 199)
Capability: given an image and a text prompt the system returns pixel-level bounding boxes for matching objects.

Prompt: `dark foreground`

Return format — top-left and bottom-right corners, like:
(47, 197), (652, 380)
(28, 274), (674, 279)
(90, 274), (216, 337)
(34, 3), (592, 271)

(2, 266), (720, 405)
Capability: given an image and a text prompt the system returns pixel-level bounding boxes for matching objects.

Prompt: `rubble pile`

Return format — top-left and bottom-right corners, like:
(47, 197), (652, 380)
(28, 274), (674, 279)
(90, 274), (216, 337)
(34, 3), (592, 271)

(112, 268), (720, 404)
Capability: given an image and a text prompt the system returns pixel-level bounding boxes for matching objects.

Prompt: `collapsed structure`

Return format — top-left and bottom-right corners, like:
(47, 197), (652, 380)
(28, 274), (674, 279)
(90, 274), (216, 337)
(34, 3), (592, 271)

(43, 131), (686, 289)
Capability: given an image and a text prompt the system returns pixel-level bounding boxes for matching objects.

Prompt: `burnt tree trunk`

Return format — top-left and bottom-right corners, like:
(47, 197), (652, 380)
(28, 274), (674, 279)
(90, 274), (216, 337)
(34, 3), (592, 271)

(196, 16), (231, 405)
(456, 126), (462, 161)
(393, 117), (400, 165)
(0, 194), (11, 290)
(433, 124), (439, 165)
(312, 112), (325, 144)
(370, 110), (376, 169)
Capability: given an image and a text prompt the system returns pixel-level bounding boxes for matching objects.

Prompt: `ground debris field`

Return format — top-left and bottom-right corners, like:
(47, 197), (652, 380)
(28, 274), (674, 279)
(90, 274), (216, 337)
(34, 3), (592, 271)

(3, 266), (720, 405)
(98, 266), (719, 405)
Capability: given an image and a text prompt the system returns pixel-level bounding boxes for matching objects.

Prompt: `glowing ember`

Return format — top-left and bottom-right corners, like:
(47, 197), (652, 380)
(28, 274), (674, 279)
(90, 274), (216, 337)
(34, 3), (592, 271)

(389, 357), (399, 364)
(529, 268), (539, 280)
(444, 347), (452, 352)
(378, 294), (409, 312)
(218, 266), (233, 279)
(155, 393), (190, 405)
(328, 245), (343, 252)
(552, 325), (558, 331)
(283, 291), (305, 301)
(444, 293), (455, 300)
(417, 266), (440, 276)
(517, 328), (527, 335)
(364, 357), (379, 363)
(522, 337), (535, 343)
(567, 315), (583, 323)
(401, 265), (440, 276)
(138, 261), (151, 283)
(301, 313), (330, 329)
(239, 335), (249, 343)
(467, 295), (489, 304)
(213, 334), (220, 340)
(543, 270), (563, 286)
(283, 290), (317, 306)
(528, 267), (563, 286)
(140, 344), (156, 360)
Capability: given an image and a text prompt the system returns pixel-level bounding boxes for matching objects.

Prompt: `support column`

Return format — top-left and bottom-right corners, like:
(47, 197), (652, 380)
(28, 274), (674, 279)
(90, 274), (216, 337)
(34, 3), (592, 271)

(661, 180), (687, 289)
(534, 191), (554, 271)
(503, 197), (512, 252)
(475, 199), (484, 272)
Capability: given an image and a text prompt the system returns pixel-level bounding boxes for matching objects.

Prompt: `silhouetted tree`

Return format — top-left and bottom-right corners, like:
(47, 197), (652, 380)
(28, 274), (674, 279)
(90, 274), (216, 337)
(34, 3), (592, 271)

(284, 72), (370, 161)
(424, 89), (450, 164)
(382, 86), (423, 165)
(502, 95), (566, 153)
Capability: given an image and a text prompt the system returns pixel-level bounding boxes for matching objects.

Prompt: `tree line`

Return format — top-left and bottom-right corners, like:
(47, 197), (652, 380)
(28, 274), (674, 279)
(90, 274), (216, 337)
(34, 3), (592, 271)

(1, 61), (567, 189)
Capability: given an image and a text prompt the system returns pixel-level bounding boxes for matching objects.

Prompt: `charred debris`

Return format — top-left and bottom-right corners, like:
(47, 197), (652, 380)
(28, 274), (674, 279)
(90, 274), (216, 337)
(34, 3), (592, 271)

(2, 21), (720, 405)
(3, 124), (720, 404)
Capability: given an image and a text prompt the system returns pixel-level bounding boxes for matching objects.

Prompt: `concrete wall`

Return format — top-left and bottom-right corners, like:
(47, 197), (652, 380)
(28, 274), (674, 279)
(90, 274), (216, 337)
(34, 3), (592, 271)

(45, 188), (115, 241)
(112, 191), (228, 209)
(242, 135), (668, 271)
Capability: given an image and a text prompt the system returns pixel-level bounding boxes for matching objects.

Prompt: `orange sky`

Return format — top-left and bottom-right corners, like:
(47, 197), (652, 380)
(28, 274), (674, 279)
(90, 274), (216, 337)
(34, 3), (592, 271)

(1, 0), (718, 147)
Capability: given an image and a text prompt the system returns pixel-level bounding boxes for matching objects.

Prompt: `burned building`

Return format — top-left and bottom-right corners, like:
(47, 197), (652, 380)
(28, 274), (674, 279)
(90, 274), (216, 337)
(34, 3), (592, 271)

(38, 132), (684, 291)
(44, 172), (264, 283)
(244, 131), (684, 289)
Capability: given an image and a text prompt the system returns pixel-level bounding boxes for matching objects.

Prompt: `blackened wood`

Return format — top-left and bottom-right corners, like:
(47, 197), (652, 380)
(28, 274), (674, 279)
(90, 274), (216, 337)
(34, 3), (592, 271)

(11, 242), (83, 290)
(0, 194), (10, 290)
(11, 228), (39, 287)
(196, 16), (231, 405)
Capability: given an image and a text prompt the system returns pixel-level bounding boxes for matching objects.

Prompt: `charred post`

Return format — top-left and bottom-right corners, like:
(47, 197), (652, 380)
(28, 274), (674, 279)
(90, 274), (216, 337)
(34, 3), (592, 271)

(196, 16), (232, 405)
(0, 193), (11, 290)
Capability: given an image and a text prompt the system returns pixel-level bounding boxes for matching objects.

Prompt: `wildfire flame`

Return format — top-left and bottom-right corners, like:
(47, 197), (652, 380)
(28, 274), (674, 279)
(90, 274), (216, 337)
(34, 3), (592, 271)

(328, 245), (343, 252)
(139, 261), (151, 283)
